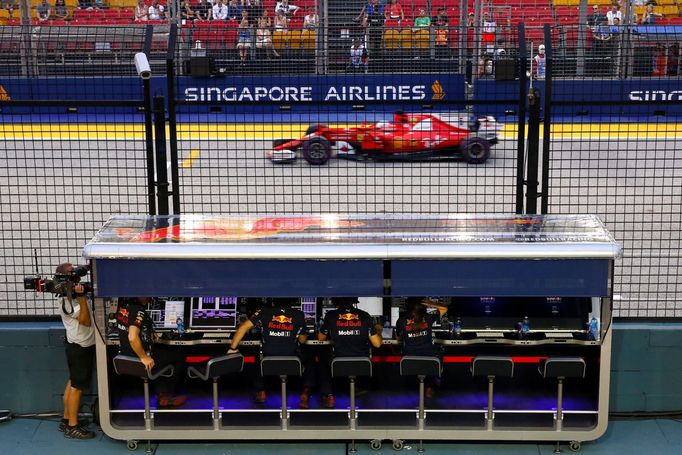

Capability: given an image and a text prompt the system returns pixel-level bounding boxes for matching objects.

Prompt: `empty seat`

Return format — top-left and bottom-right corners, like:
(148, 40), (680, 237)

(539, 357), (586, 431)
(332, 357), (372, 454)
(261, 356), (302, 430)
(188, 354), (244, 430)
(471, 356), (514, 430)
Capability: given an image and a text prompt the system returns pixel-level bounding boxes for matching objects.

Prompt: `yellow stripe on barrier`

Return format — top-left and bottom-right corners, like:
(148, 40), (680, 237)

(2, 123), (682, 140)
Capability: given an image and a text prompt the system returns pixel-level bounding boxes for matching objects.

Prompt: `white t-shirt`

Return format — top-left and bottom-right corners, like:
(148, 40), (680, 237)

(60, 297), (96, 347)
(275, 1), (297, 15)
(606, 10), (621, 25)
(149, 4), (165, 20)
(213, 3), (228, 20)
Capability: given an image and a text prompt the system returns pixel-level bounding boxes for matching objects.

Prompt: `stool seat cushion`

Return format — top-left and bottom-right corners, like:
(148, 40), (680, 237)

(332, 357), (372, 378)
(400, 356), (442, 377)
(539, 357), (586, 378)
(113, 355), (174, 380)
(188, 354), (244, 381)
(261, 356), (302, 377)
(471, 356), (514, 377)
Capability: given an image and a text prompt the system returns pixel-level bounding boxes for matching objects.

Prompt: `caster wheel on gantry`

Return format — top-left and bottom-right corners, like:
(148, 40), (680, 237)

(126, 440), (138, 451)
(569, 441), (582, 452)
(370, 439), (383, 451)
(392, 439), (404, 451)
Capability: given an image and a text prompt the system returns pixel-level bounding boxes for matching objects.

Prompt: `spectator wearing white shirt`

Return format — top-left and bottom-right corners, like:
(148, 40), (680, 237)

(606, 5), (621, 25)
(303, 6), (317, 29)
(275, 0), (299, 17)
(148, 0), (165, 20)
(213, 0), (228, 20)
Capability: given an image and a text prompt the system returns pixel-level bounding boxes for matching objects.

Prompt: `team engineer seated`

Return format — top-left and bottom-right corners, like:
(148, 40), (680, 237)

(395, 297), (448, 397)
(115, 297), (188, 407)
(227, 298), (316, 408)
(317, 297), (383, 408)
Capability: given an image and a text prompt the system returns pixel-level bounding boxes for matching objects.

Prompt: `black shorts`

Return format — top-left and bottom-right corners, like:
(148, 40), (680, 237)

(65, 341), (95, 391)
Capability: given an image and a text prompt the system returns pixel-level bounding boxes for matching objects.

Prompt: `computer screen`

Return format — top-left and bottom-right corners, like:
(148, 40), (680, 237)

(300, 297), (317, 330)
(189, 296), (238, 330)
(149, 299), (186, 330)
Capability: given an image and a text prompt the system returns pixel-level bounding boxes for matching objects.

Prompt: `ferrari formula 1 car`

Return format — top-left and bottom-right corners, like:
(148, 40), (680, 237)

(266, 112), (502, 165)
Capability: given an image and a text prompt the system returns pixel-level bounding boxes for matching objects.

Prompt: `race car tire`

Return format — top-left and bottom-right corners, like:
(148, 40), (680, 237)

(303, 136), (332, 165)
(305, 124), (327, 136)
(272, 139), (294, 147)
(461, 137), (491, 164)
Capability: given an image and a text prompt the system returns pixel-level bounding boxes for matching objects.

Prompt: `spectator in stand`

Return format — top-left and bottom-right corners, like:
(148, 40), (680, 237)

(194, 0), (212, 20)
(36, 0), (51, 22)
(641, 4), (663, 24)
(606, 5), (621, 25)
(260, 9), (271, 26)
(54, 0), (68, 20)
(180, 0), (196, 21)
(533, 43), (546, 79)
(303, 7), (318, 30)
(348, 37), (368, 72)
(482, 12), (496, 53)
(494, 38), (506, 60)
(274, 9), (288, 29)
(256, 15), (279, 58)
(237, 17), (253, 64)
(148, 0), (166, 20)
(212, 0), (228, 20)
(226, 0), (241, 20)
(652, 43), (667, 76)
(135, 0), (149, 21)
(275, 0), (299, 17)
(413, 8), (430, 28)
(588, 5), (605, 27)
(242, 0), (263, 25)
(593, 18), (613, 41)
(357, 0), (384, 57)
(385, 0), (404, 24)
(433, 7), (449, 58)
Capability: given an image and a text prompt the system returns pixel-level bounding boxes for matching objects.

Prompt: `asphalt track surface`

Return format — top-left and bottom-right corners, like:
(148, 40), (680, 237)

(1, 135), (680, 317)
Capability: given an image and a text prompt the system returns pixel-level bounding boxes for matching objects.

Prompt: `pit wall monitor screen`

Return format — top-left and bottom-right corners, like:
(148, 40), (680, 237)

(300, 297), (317, 329)
(149, 299), (186, 330)
(190, 296), (238, 330)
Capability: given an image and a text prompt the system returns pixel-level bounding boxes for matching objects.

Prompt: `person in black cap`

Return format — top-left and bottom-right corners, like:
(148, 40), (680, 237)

(395, 297), (448, 397)
(228, 298), (315, 408)
(115, 297), (188, 408)
(317, 297), (383, 408)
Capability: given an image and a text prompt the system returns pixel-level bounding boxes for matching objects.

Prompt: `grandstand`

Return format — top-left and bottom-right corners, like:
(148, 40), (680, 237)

(1, 0), (681, 77)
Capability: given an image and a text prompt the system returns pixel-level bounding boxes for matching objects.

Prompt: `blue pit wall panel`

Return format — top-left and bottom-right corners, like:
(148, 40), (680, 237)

(2, 321), (681, 414)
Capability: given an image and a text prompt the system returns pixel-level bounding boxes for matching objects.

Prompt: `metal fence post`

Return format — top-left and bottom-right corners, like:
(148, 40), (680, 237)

(153, 95), (170, 216)
(143, 77), (157, 216)
(515, 23), (528, 214)
(540, 24), (553, 215)
(525, 86), (541, 215)
(166, 23), (181, 215)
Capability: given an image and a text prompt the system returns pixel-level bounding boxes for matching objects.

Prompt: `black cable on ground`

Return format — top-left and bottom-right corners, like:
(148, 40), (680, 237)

(609, 410), (682, 420)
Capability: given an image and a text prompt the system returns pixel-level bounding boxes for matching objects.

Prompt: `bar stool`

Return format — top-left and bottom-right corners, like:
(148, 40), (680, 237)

(400, 356), (442, 453)
(539, 357), (586, 432)
(261, 356), (302, 430)
(471, 356), (514, 430)
(113, 355), (174, 432)
(187, 354), (244, 430)
(331, 357), (372, 454)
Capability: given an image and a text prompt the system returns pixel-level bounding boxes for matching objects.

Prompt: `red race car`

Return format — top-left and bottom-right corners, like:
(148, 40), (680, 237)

(266, 112), (502, 165)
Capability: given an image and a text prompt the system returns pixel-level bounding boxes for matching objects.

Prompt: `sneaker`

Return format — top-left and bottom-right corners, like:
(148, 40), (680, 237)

(321, 394), (335, 409)
(157, 393), (187, 408)
(254, 390), (267, 404)
(299, 387), (311, 409)
(64, 425), (96, 440)
(58, 419), (89, 433)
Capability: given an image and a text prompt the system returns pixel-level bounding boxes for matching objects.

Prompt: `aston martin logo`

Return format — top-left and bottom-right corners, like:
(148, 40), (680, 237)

(0, 84), (9, 101)
(431, 80), (445, 100)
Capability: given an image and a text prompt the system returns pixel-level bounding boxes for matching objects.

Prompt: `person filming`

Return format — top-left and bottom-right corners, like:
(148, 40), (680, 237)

(56, 262), (97, 440)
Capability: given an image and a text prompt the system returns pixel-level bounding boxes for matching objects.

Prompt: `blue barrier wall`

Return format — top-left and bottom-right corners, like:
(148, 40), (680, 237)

(2, 76), (681, 119)
(1, 322), (681, 414)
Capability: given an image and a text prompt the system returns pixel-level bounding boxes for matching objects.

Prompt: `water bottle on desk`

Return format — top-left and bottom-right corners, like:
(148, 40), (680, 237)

(588, 317), (599, 341)
(176, 317), (185, 337)
(521, 316), (530, 339)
